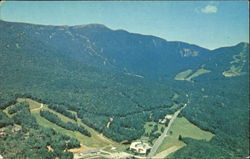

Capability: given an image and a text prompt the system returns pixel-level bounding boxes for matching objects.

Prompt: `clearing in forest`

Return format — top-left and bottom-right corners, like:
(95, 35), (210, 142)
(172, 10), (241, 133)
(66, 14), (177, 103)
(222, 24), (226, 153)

(156, 117), (214, 158)
(185, 68), (211, 81)
(33, 108), (117, 148)
(17, 98), (45, 110)
(10, 98), (120, 149)
(174, 69), (193, 80)
(140, 121), (165, 141)
(223, 44), (248, 77)
(175, 67), (211, 81)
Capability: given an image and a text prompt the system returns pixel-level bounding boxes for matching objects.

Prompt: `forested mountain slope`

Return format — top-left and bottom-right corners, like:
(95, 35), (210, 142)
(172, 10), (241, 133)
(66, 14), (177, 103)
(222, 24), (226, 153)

(0, 20), (210, 79)
(171, 75), (249, 158)
(0, 20), (186, 143)
(1, 20), (248, 80)
(0, 20), (249, 158)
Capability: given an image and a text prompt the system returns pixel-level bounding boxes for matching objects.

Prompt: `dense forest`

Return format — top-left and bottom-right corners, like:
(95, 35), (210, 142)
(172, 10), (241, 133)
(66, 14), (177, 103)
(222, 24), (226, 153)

(0, 101), (80, 158)
(8, 102), (29, 115)
(48, 104), (77, 121)
(171, 75), (249, 158)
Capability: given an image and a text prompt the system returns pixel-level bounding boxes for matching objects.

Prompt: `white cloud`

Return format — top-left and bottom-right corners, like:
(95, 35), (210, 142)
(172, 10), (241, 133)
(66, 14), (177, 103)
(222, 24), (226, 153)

(201, 5), (218, 14)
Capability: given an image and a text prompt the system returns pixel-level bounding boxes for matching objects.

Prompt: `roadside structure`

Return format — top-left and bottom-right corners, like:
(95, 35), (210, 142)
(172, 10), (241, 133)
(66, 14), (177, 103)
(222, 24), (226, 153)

(129, 141), (151, 154)
(159, 114), (173, 124)
(165, 115), (173, 120)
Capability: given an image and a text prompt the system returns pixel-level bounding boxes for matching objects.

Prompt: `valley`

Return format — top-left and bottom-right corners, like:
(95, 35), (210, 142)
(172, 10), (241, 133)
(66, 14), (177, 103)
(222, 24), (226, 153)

(1, 93), (218, 159)
(0, 19), (249, 159)
(1, 96), (193, 159)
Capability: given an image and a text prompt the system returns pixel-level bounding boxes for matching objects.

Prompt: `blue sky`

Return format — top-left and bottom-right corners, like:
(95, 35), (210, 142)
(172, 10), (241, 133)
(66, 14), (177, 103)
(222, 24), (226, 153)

(0, 1), (249, 49)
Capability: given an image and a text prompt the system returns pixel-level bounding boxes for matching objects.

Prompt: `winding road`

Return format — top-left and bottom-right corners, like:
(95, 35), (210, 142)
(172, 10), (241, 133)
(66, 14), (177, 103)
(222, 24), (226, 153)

(147, 95), (189, 159)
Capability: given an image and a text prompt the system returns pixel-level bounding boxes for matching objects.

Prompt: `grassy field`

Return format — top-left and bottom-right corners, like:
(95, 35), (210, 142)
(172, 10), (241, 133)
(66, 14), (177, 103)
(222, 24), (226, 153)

(17, 98), (44, 110)
(32, 112), (111, 148)
(7, 98), (121, 149)
(175, 68), (211, 81)
(186, 68), (211, 81)
(156, 117), (214, 157)
(174, 69), (192, 80)
(33, 109), (118, 148)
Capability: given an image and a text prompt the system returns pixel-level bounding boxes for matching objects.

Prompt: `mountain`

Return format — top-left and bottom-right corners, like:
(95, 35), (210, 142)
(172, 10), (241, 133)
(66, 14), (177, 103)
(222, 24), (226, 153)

(0, 20), (249, 158)
(0, 20), (206, 78)
(0, 19), (187, 141)
(1, 20), (248, 81)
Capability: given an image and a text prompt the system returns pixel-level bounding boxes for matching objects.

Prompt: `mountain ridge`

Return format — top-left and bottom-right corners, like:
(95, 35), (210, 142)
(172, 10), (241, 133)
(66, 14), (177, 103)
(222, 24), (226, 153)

(1, 20), (249, 81)
(1, 19), (248, 81)
(2, 19), (247, 50)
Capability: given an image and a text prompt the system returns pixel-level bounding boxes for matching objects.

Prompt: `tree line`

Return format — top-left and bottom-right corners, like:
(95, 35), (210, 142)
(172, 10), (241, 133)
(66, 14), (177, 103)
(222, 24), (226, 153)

(40, 110), (91, 137)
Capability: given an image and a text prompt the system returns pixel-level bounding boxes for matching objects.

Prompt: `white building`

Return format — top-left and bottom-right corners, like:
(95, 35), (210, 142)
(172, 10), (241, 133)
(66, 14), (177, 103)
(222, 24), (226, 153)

(159, 114), (173, 124)
(165, 115), (173, 120)
(159, 118), (167, 124)
(129, 141), (151, 154)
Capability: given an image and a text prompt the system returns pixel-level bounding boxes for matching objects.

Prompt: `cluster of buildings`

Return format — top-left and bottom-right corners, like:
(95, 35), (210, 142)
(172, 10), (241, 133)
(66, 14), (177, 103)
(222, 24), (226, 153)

(129, 140), (151, 154)
(159, 114), (173, 124)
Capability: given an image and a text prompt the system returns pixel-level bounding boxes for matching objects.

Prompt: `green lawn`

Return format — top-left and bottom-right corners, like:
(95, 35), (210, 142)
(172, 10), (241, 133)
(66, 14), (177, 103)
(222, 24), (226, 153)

(157, 117), (214, 156)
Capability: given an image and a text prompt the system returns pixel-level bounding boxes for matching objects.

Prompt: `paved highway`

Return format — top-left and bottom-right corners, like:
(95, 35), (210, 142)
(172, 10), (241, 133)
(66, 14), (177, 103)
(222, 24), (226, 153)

(147, 96), (189, 159)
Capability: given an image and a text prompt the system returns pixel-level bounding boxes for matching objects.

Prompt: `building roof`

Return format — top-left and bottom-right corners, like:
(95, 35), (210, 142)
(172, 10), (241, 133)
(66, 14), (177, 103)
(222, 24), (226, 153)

(130, 141), (151, 150)
(165, 115), (173, 119)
